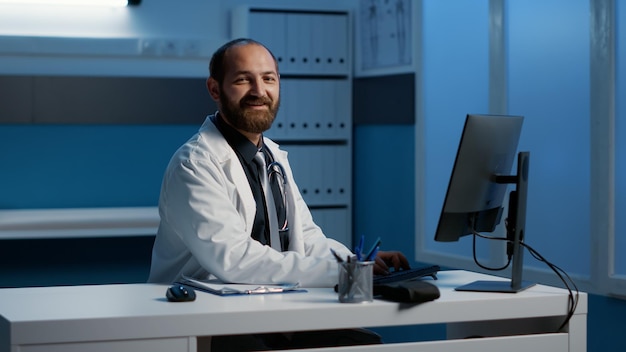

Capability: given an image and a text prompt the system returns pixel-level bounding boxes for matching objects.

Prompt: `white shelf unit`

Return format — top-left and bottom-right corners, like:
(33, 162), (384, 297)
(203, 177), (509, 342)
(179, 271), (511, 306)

(232, 6), (353, 246)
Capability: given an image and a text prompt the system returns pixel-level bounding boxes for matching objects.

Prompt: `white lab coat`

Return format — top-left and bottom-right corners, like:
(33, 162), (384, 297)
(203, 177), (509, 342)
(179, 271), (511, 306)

(148, 115), (352, 287)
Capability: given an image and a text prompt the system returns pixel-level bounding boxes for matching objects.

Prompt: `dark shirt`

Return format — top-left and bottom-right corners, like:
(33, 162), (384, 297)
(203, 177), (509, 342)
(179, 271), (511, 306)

(211, 113), (271, 246)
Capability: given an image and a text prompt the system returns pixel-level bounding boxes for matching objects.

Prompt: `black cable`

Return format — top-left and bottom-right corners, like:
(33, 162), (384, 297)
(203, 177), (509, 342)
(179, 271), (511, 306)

(519, 241), (579, 332)
(471, 230), (579, 333)
(471, 231), (511, 271)
(469, 214), (511, 271)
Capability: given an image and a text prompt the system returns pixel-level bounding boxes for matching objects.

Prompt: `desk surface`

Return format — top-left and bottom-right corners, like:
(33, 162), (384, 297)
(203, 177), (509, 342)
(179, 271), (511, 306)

(0, 270), (587, 348)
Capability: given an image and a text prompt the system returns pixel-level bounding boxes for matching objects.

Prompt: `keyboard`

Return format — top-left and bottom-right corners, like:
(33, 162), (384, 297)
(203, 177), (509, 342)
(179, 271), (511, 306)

(373, 265), (440, 285)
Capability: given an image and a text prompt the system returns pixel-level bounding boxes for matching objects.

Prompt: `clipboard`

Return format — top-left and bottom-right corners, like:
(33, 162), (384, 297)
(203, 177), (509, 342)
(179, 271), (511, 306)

(180, 276), (307, 296)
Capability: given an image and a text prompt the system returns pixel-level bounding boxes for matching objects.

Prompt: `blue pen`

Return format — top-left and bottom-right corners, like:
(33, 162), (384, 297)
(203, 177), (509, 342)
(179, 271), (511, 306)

(355, 234), (365, 261)
(367, 246), (379, 261)
(364, 237), (382, 261)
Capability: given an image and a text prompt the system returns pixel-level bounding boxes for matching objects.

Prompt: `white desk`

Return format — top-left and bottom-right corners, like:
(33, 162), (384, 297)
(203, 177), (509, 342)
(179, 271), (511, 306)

(0, 270), (587, 352)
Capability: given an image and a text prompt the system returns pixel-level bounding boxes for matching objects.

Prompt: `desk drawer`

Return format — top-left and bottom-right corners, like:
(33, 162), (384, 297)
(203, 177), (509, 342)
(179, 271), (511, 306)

(265, 333), (569, 352)
(394, 333), (569, 352)
(13, 337), (195, 352)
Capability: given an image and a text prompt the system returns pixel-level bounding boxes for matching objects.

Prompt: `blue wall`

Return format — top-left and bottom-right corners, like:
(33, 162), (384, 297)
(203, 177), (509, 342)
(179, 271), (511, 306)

(353, 125), (415, 261)
(0, 124), (196, 209)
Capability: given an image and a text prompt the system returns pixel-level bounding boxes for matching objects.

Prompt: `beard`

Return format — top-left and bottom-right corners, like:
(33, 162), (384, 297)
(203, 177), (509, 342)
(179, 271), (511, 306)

(219, 90), (280, 134)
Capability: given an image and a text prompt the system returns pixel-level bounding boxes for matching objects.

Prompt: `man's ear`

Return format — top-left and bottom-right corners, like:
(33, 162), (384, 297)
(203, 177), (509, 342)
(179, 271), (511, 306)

(207, 77), (220, 101)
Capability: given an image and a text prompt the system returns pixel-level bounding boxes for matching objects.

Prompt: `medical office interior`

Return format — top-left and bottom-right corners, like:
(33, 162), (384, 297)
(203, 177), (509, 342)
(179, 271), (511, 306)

(0, 0), (624, 350)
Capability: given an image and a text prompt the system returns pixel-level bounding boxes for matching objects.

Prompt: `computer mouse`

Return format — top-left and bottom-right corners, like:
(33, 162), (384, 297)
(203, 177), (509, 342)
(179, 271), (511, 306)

(166, 284), (196, 302)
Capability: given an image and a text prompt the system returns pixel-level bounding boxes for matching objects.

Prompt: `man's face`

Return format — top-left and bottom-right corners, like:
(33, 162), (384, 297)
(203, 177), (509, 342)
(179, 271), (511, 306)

(215, 43), (280, 134)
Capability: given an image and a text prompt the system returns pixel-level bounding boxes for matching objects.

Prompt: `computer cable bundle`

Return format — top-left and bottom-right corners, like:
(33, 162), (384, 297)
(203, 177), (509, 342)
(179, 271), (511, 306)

(470, 230), (579, 333)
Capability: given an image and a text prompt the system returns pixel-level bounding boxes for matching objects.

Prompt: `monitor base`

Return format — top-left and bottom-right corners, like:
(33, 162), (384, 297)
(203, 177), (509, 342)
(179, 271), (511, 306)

(455, 280), (535, 293)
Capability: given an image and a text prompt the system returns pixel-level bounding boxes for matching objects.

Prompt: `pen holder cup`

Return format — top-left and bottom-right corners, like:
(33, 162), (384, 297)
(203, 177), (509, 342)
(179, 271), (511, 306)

(338, 261), (374, 303)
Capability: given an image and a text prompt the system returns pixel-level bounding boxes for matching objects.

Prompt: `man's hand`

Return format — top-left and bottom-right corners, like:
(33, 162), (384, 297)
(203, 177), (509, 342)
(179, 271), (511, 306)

(373, 250), (410, 275)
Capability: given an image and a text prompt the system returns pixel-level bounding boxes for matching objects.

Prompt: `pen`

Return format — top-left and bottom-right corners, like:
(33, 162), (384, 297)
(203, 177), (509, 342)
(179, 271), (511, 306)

(364, 237), (382, 261)
(330, 248), (344, 263)
(366, 246), (379, 261)
(355, 234), (365, 261)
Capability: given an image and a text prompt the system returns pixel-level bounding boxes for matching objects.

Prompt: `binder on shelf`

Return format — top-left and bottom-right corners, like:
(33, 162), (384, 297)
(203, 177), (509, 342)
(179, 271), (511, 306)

(315, 79), (334, 139)
(311, 208), (350, 246)
(333, 80), (351, 139)
(334, 146), (351, 204)
(327, 14), (349, 74)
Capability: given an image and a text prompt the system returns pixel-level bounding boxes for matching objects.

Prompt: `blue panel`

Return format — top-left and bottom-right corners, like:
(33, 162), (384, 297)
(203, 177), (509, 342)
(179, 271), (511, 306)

(507, 0), (590, 275)
(615, 1), (626, 274)
(0, 125), (198, 209)
(422, 0), (490, 258)
(587, 294), (626, 351)
(354, 125), (416, 262)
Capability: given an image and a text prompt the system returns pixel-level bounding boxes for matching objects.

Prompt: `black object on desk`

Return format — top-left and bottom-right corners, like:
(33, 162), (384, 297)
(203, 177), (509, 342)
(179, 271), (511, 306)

(166, 283), (196, 302)
(373, 265), (440, 285)
(372, 265), (441, 303)
(374, 280), (441, 303)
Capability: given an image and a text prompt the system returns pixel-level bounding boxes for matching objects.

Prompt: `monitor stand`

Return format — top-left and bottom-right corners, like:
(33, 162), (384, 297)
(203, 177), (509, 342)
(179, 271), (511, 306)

(456, 152), (535, 294)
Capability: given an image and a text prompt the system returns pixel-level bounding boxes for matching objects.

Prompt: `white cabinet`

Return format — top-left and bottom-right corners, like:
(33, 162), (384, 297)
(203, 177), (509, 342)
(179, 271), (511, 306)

(234, 8), (349, 76)
(233, 6), (353, 246)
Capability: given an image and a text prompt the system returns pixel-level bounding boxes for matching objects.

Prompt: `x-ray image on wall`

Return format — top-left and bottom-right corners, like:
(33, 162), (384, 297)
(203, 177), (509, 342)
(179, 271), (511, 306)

(359, 0), (412, 72)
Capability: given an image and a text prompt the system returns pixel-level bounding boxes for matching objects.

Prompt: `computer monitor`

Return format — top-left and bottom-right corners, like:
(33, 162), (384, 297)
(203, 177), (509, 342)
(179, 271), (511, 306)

(434, 114), (534, 293)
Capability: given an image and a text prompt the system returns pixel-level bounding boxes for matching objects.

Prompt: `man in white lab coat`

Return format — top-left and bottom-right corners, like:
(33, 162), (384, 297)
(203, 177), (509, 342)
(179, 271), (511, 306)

(148, 38), (409, 287)
(147, 38), (409, 350)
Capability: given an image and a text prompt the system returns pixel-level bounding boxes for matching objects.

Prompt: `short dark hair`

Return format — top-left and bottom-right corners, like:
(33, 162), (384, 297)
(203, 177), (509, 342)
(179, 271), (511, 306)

(209, 38), (279, 84)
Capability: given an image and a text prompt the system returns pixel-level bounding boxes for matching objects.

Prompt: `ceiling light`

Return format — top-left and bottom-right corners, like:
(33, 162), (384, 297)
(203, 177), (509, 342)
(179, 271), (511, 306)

(0, 0), (140, 7)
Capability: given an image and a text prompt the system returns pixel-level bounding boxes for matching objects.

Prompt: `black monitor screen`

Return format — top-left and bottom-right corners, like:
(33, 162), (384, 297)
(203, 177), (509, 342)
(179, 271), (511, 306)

(435, 114), (524, 242)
